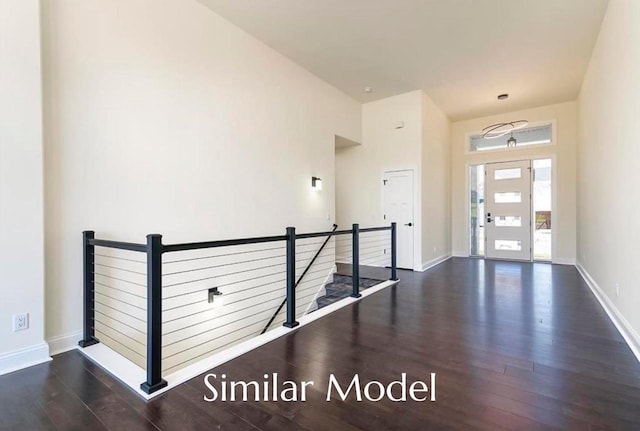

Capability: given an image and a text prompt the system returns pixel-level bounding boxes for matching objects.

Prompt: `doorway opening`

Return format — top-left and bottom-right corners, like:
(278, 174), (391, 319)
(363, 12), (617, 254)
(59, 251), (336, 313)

(469, 158), (552, 262)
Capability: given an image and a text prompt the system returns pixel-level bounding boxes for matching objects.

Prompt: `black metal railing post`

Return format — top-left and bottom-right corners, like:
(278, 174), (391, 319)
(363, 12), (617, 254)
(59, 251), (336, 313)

(261, 224), (337, 335)
(351, 223), (362, 298)
(79, 231), (99, 347)
(140, 234), (168, 395)
(390, 222), (398, 281)
(283, 227), (299, 328)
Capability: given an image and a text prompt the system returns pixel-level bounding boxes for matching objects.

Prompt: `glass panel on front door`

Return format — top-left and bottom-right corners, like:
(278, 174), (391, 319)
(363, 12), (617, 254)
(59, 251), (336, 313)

(494, 192), (522, 203)
(495, 216), (522, 227)
(494, 168), (521, 180)
(495, 239), (522, 251)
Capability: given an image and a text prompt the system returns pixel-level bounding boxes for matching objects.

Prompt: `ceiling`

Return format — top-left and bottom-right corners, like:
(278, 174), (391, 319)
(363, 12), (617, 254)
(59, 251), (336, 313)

(198, 0), (608, 121)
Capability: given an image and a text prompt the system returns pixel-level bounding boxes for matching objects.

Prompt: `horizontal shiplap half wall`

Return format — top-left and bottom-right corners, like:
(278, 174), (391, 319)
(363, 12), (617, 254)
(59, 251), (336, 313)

(335, 231), (392, 268)
(160, 237), (335, 375)
(92, 246), (148, 370)
(335, 234), (352, 264)
(358, 231), (392, 268)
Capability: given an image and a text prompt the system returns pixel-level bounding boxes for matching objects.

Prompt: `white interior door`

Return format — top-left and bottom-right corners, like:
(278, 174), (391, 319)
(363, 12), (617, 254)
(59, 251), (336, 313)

(383, 170), (414, 269)
(485, 160), (532, 261)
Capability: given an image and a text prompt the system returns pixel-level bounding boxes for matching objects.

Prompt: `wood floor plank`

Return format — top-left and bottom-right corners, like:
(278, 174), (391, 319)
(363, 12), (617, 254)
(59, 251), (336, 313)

(48, 351), (159, 430)
(24, 364), (108, 431)
(0, 367), (58, 431)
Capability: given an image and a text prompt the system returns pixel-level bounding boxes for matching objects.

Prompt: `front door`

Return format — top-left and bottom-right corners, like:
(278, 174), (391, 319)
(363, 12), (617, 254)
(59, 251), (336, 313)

(485, 160), (532, 261)
(383, 170), (414, 269)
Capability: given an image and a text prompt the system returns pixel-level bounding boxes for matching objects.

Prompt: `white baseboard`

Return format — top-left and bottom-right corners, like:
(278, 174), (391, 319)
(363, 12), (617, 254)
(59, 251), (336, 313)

(553, 257), (576, 265)
(420, 254), (452, 272)
(47, 330), (82, 356)
(0, 342), (51, 376)
(576, 262), (640, 363)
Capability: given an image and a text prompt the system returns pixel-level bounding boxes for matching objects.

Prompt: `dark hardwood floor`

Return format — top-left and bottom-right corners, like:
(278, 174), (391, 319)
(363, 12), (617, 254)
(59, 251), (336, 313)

(2, 258), (640, 430)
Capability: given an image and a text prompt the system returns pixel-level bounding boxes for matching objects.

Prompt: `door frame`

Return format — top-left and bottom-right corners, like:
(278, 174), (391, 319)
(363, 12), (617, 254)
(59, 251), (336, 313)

(464, 153), (558, 263)
(382, 168), (419, 271)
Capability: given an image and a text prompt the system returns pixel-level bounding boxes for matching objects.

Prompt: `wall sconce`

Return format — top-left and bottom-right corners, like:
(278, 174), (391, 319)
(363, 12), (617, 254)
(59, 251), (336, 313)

(208, 287), (223, 304)
(311, 176), (322, 190)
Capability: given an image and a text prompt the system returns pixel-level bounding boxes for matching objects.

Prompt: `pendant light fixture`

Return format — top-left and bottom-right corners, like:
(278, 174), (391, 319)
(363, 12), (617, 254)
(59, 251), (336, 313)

(482, 120), (528, 141)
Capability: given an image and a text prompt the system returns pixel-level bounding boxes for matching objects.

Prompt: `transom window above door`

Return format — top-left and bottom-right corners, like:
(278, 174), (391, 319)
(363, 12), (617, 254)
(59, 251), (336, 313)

(469, 123), (552, 153)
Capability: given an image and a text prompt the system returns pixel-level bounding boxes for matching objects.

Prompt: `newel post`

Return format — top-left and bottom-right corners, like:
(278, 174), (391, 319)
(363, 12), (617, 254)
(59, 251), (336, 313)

(283, 227), (299, 328)
(351, 224), (362, 298)
(140, 234), (168, 394)
(79, 231), (99, 347)
(390, 222), (398, 281)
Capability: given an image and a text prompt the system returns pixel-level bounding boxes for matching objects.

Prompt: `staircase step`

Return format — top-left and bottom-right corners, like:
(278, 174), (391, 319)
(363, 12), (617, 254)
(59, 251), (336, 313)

(324, 284), (351, 295)
(313, 275), (384, 311)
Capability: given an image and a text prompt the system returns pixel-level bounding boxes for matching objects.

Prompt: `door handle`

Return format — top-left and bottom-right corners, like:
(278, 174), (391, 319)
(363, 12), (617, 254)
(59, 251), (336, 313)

(404, 222), (413, 227)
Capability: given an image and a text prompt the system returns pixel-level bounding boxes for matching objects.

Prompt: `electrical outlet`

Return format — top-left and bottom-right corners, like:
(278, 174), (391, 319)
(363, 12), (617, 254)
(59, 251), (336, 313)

(616, 284), (620, 298)
(13, 313), (29, 331)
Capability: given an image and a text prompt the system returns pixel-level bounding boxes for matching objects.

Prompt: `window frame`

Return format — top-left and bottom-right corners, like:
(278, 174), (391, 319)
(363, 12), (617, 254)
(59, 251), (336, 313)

(465, 120), (556, 155)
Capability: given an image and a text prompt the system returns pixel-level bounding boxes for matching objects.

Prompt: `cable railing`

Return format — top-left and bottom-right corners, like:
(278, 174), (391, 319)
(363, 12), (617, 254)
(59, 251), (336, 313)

(78, 222), (397, 395)
(260, 224), (339, 334)
(358, 229), (392, 268)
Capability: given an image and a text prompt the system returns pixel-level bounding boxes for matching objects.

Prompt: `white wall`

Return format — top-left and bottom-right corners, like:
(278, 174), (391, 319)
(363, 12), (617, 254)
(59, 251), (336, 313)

(41, 0), (361, 345)
(451, 101), (578, 263)
(577, 0), (640, 339)
(421, 93), (451, 268)
(336, 91), (423, 269)
(0, 0), (49, 373)
(335, 90), (451, 271)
